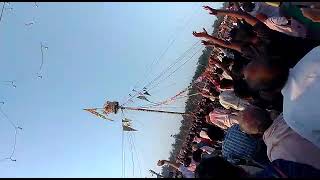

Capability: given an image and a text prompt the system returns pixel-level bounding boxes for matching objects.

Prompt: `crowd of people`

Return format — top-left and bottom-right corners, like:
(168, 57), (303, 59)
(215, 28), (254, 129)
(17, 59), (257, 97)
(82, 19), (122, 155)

(156, 2), (320, 178)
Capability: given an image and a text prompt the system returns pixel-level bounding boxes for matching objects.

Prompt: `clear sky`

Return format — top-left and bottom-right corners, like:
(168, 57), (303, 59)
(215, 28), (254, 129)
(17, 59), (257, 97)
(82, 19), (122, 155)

(0, 2), (223, 178)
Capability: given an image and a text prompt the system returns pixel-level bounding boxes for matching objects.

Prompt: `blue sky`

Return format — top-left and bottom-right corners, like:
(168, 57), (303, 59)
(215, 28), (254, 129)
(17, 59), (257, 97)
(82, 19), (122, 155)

(0, 2), (223, 178)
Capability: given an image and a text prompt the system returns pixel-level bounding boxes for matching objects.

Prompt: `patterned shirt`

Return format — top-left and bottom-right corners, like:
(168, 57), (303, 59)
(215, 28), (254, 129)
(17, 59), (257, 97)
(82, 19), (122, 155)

(222, 125), (268, 165)
(208, 108), (238, 130)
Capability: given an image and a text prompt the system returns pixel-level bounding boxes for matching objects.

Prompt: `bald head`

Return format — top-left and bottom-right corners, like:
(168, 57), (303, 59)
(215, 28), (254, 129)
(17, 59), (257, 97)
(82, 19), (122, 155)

(238, 105), (272, 135)
(243, 60), (289, 91)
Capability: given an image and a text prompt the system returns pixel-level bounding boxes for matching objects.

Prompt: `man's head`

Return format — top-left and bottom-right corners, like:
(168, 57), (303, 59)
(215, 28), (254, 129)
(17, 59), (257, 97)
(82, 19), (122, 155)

(221, 56), (233, 67)
(243, 60), (289, 92)
(237, 105), (273, 135)
(195, 156), (247, 178)
(219, 79), (234, 90)
(229, 27), (256, 44)
(193, 136), (202, 143)
(192, 142), (199, 152)
(192, 149), (203, 163)
(215, 68), (224, 75)
(183, 157), (192, 167)
(233, 79), (253, 99)
(200, 130), (210, 140)
(206, 125), (225, 141)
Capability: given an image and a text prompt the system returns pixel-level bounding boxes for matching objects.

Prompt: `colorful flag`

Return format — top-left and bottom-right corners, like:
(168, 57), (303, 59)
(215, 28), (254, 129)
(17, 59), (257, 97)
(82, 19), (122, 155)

(83, 108), (113, 121)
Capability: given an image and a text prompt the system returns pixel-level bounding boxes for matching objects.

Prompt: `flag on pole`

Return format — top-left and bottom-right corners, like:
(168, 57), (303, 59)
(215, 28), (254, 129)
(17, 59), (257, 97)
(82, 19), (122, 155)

(83, 108), (114, 121)
(137, 95), (150, 102)
(122, 118), (138, 131)
(143, 90), (151, 96)
(123, 125), (138, 131)
(122, 118), (132, 123)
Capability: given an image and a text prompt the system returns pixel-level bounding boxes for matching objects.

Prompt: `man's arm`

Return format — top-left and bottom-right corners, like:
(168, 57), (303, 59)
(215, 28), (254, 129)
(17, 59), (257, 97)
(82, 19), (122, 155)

(201, 38), (242, 53)
(209, 56), (235, 80)
(192, 28), (243, 52)
(200, 91), (217, 101)
(157, 160), (180, 170)
(203, 6), (259, 26)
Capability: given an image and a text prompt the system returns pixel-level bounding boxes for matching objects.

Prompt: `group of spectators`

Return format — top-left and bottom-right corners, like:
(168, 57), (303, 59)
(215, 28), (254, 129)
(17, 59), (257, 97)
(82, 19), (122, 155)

(156, 2), (320, 178)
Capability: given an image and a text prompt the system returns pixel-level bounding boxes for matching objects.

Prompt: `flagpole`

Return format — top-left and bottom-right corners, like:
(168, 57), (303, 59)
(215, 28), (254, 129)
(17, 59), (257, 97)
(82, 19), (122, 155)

(120, 106), (187, 115)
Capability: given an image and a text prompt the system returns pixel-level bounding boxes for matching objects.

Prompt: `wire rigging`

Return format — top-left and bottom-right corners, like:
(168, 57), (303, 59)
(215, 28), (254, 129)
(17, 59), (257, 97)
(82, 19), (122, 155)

(143, 41), (201, 91)
(122, 4), (202, 107)
(128, 132), (135, 177)
(133, 4), (198, 90)
(131, 133), (143, 178)
(120, 110), (126, 178)
(121, 40), (201, 107)
(147, 44), (203, 91)
(0, 2), (5, 24)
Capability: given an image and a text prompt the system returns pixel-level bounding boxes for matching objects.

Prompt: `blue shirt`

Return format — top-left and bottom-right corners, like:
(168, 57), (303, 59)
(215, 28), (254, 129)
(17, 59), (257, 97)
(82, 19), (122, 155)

(222, 125), (268, 165)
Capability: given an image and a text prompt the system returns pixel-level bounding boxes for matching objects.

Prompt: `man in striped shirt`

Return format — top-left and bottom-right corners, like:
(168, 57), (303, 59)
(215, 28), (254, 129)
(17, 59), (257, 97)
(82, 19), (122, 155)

(222, 124), (269, 166)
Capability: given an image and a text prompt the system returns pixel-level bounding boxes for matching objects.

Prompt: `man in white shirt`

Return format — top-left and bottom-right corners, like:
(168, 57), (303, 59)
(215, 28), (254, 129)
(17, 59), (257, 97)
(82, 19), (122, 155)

(241, 2), (280, 18)
(219, 90), (251, 111)
(281, 45), (320, 149)
(255, 14), (307, 38)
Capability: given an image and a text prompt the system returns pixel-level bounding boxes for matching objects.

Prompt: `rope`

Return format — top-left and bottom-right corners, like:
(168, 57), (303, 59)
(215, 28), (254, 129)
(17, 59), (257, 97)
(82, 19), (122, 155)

(39, 42), (44, 72)
(131, 133), (142, 178)
(121, 5), (207, 106)
(0, 2), (5, 24)
(128, 133), (135, 177)
(121, 130), (124, 178)
(133, 4), (199, 90)
(121, 110), (125, 178)
(0, 116), (19, 162)
(144, 41), (201, 90)
(146, 44), (203, 91)
(121, 40), (200, 107)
